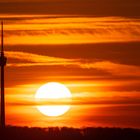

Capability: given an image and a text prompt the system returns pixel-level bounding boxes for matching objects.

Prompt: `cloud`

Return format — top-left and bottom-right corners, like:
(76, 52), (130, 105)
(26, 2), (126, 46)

(5, 51), (140, 77)
(79, 61), (140, 76)
(3, 16), (140, 45)
(6, 51), (75, 63)
(5, 41), (140, 67)
(0, 0), (140, 17)
(6, 94), (140, 106)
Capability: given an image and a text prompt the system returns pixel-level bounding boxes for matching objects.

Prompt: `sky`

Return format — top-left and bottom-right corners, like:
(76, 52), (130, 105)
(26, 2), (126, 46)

(0, 0), (140, 128)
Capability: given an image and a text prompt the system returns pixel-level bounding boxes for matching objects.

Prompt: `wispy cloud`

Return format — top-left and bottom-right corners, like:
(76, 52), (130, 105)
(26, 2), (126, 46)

(0, 0), (140, 17)
(6, 51), (75, 64)
(3, 16), (140, 45)
(6, 94), (140, 106)
(79, 61), (140, 76)
(6, 51), (140, 77)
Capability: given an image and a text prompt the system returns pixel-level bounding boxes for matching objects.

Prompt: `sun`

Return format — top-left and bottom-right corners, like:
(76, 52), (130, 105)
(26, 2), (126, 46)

(35, 82), (72, 117)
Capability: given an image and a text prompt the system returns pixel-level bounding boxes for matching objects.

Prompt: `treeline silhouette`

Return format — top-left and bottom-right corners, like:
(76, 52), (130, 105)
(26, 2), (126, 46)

(0, 126), (140, 140)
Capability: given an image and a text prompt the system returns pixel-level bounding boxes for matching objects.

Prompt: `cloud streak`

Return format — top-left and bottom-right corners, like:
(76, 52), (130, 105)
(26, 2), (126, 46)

(6, 51), (140, 77)
(0, 0), (140, 17)
(2, 16), (140, 45)
(6, 95), (140, 106)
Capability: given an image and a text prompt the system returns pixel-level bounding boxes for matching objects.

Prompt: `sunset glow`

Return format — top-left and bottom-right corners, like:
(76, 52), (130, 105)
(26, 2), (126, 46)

(0, 0), (140, 129)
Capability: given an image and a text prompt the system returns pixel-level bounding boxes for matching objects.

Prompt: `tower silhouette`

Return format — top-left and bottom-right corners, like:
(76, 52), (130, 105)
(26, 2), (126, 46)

(0, 21), (7, 128)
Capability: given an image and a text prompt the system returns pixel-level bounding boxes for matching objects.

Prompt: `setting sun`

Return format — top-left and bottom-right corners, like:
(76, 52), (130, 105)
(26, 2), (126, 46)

(35, 82), (72, 117)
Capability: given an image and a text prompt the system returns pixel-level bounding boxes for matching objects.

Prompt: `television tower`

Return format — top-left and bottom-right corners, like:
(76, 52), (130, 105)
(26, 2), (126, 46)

(0, 21), (7, 128)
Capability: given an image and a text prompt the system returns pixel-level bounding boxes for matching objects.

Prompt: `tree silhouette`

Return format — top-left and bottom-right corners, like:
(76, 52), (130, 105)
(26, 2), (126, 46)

(0, 126), (140, 140)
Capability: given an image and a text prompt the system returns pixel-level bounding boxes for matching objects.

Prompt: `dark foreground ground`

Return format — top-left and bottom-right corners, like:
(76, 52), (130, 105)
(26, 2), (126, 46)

(0, 126), (140, 140)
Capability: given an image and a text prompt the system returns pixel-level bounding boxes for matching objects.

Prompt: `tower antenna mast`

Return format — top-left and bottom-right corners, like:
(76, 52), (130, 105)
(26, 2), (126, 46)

(0, 21), (7, 128)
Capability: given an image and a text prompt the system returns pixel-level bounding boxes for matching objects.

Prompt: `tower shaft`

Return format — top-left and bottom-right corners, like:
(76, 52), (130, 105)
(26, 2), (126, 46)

(0, 21), (7, 128)
(1, 58), (5, 128)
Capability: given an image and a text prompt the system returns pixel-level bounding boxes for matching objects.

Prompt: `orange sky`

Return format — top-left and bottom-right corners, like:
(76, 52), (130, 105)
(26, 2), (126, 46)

(0, 0), (140, 128)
